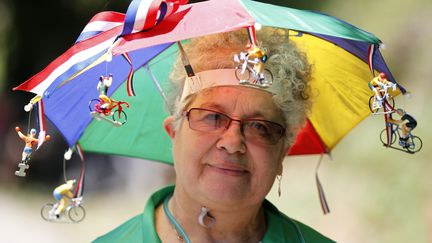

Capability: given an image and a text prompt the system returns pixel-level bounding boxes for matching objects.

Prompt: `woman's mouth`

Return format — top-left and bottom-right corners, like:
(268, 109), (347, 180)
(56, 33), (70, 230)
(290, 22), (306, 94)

(206, 164), (249, 176)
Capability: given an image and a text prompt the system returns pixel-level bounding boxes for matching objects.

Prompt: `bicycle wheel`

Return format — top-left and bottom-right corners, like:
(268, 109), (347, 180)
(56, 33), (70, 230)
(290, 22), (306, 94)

(369, 96), (380, 114)
(262, 69), (273, 86)
(380, 129), (396, 145)
(68, 205), (86, 223)
(235, 67), (250, 82)
(41, 203), (54, 221)
(88, 99), (101, 112)
(406, 136), (423, 153)
(112, 110), (127, 124)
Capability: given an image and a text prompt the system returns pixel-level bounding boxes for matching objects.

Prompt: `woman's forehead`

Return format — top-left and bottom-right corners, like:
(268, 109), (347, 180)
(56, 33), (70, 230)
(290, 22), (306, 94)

(191, 86), (282, 119)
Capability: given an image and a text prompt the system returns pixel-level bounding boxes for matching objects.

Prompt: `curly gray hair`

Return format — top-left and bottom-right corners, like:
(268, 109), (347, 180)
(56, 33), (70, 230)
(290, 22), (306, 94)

(165, 27), (312, 146)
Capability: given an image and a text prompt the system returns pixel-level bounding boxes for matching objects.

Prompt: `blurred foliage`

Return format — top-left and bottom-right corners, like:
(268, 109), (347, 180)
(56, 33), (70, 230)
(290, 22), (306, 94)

(0, 0), (12, 93)
(4, 0), (128, 91)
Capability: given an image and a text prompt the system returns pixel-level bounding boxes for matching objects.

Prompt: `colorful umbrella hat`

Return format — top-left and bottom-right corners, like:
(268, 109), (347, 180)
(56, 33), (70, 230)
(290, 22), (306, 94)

(14, 0), (407, 164)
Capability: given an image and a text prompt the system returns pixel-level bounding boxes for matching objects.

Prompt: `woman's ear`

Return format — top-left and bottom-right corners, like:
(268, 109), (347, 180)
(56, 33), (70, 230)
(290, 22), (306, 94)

(163, 116), (176, 139)
(276, 145), (289, 175)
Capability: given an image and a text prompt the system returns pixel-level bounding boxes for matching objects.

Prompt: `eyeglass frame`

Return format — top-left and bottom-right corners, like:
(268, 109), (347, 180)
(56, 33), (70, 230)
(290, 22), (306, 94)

(182, 107), (286, 145)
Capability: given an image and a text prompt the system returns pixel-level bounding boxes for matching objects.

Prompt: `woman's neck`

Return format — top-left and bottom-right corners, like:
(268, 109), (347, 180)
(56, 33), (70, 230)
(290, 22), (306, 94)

(166, 186), (267, 243)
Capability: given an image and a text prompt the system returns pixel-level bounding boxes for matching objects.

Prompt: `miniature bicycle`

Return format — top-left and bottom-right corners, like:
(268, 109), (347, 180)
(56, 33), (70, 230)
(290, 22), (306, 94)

(368, 82), (396, 114)
(89, 98), (129, 126)
(233, 53), (273, 88)
(379, 123), (422, 153)
(41, 197), (86, 223)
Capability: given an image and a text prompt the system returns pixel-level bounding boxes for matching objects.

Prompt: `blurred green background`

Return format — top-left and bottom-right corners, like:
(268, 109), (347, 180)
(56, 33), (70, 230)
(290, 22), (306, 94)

(0, 0), (431, 242)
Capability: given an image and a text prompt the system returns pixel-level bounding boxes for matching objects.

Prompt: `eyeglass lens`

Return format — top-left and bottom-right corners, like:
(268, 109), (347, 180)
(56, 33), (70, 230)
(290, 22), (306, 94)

(186, 108), (285, 144)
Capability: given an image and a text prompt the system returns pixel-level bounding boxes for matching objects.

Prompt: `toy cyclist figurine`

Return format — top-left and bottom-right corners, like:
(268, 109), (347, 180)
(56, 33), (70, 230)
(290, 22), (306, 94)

(15, 126), (50, 177)
(368, 72), (396, 100)
(234, 43), (272, 87)
(388, 108), (418, 147)
(53, 179), (76, 218)
(97, 74), (112, 96)
(245, 43), (268, 80)
(97, 74), (113, 110)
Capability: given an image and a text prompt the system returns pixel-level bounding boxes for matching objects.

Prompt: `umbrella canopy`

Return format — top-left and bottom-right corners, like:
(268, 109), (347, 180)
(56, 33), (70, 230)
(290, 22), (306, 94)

(14, 0), (406, 164)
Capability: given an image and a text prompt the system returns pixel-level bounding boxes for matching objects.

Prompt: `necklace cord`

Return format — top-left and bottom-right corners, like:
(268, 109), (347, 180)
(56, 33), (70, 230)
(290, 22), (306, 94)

(162, 195), (301, 243)
(163, 194), (191, 243)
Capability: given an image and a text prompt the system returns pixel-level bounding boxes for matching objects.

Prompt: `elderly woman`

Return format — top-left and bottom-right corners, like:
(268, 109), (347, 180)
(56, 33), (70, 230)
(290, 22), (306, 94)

(94, 28), (334, 242)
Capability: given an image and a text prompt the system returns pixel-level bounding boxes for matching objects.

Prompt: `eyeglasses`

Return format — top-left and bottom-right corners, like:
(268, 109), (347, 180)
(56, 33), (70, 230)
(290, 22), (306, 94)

(184, 108), (286, 145)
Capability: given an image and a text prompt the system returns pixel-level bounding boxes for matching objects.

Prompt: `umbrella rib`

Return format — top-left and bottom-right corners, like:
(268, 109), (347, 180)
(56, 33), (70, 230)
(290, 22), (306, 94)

(284, 12), (313, 31)
(145, 65), (169, 108)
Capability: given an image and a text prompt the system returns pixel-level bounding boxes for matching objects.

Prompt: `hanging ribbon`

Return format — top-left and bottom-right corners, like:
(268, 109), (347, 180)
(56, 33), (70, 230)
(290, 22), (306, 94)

(315, 155), (330, 214)
(122, 53), (136, 96)
(75, 143), (85, 162)
(384, 117), (391, 145)
(74, 144), (86, 198)
(367, 44), (376, 76)
(36, 100), (47, 150)
(246, 26), (258, 46)
(64, 144), (86, 198)
(383, 110), (394, 146)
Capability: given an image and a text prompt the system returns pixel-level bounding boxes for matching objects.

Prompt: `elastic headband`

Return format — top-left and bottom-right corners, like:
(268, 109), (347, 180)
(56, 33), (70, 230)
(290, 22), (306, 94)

(180, 69), (276, 101)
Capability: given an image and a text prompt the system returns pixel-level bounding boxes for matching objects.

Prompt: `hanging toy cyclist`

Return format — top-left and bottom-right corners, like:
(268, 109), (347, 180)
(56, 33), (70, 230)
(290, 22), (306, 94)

(368, 72), (396, 101)
(15, 126), (50, 177)
(387, 108), (417, 147)
(245, 44), (268, 81)
(52, 179), (76, 219)
(97, 74), (113, 111)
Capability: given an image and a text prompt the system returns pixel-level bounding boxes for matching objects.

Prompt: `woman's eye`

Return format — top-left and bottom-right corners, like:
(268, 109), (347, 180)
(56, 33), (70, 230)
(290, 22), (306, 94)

(200, 112), (226, 128)
(249, 121), (270, 135)
(203, 113), (221, 121)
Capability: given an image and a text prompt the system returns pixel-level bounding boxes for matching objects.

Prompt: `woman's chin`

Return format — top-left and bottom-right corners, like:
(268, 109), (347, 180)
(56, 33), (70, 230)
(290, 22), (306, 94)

(198, 179), (252, 206)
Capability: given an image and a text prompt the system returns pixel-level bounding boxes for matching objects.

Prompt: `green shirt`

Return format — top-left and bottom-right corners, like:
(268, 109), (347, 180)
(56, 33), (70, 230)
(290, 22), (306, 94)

(94, 186), (334, 243)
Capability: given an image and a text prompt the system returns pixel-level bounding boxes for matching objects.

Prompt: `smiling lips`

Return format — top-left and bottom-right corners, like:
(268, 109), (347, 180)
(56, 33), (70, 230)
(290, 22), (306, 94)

(206, 163), (249, 176)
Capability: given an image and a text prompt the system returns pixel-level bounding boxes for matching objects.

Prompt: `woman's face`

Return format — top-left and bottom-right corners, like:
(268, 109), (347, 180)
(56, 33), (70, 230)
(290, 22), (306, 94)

(165, 86), (288, 209)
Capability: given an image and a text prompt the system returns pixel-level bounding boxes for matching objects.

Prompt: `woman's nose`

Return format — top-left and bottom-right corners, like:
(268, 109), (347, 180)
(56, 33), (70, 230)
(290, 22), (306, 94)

(215, 121), (246, 154)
